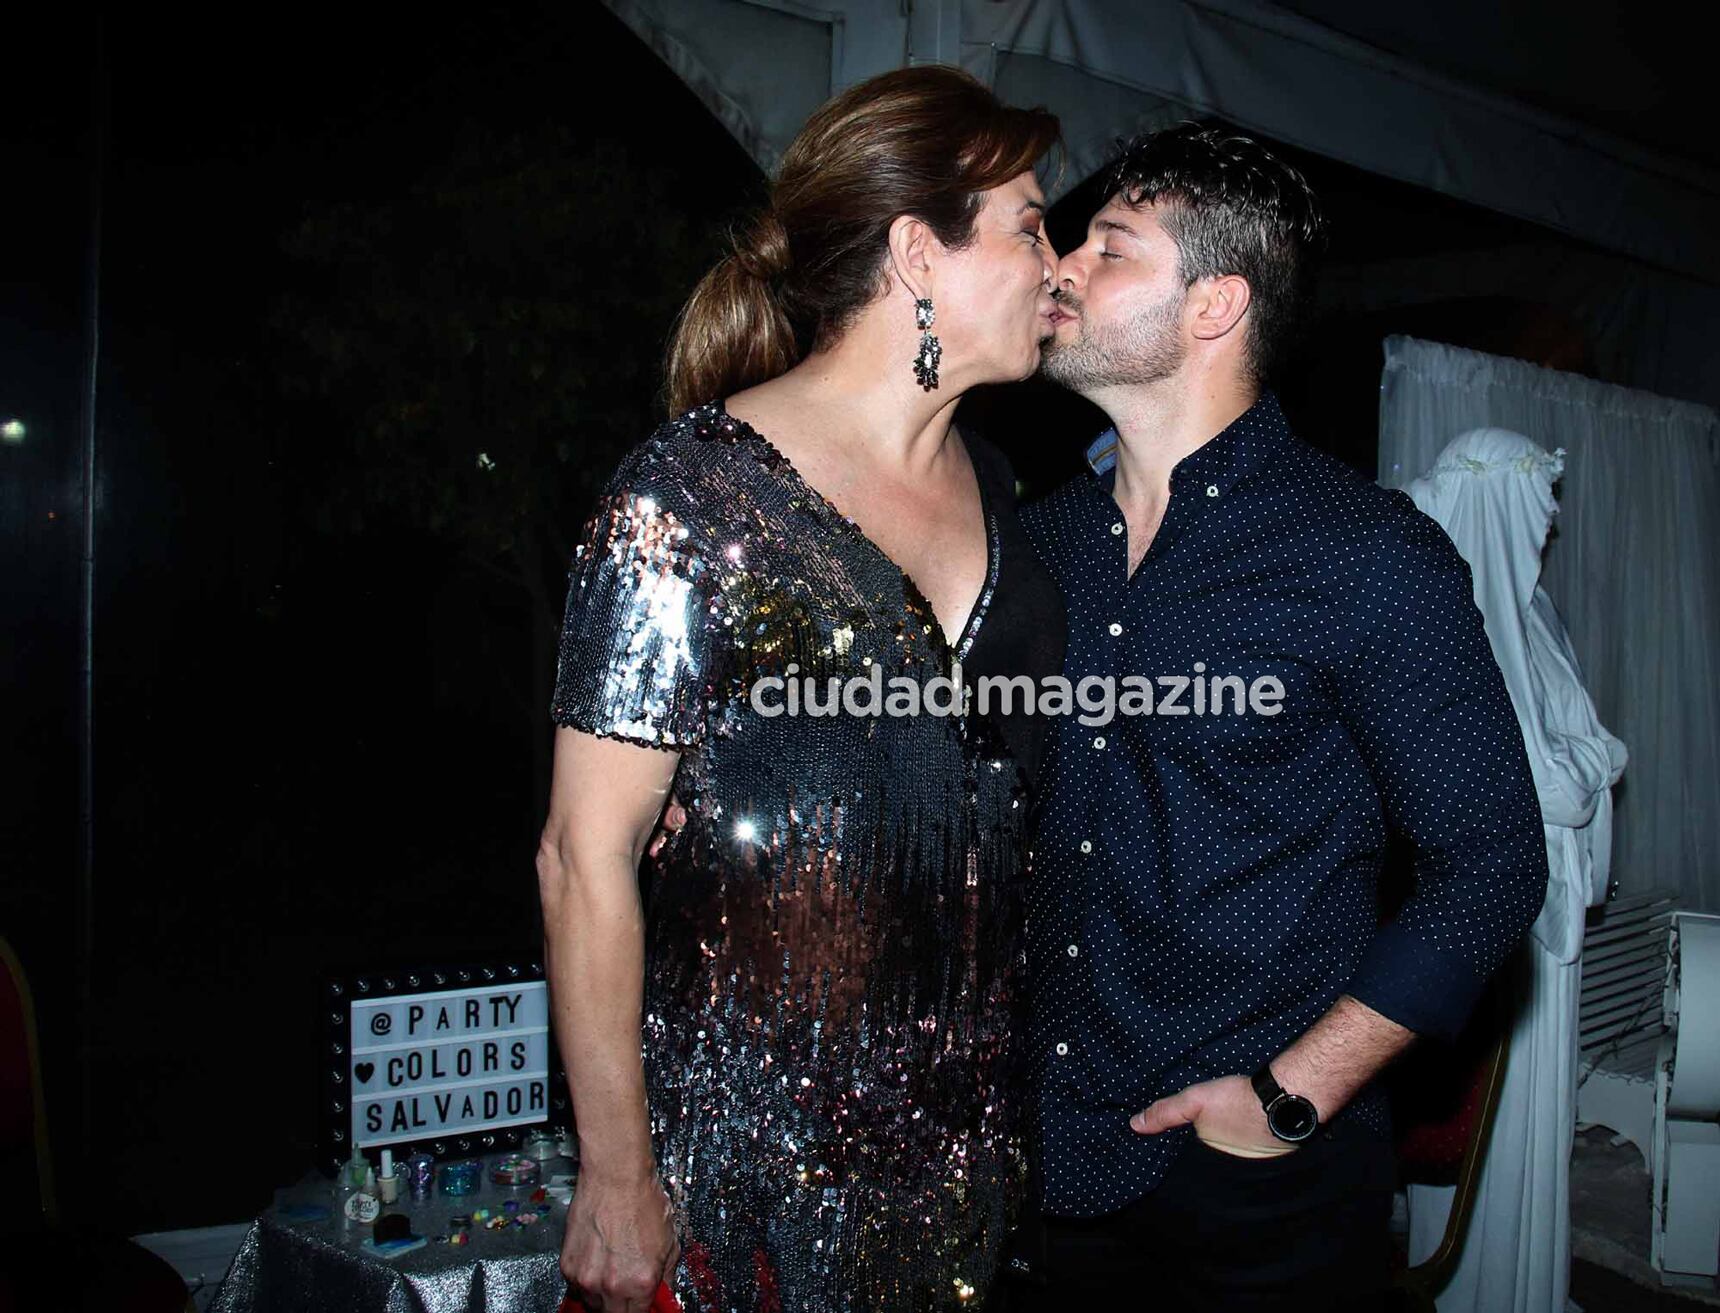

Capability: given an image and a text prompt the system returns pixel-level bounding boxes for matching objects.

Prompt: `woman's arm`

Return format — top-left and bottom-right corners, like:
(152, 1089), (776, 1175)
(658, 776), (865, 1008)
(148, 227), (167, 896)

(538, 725), (682, 1313)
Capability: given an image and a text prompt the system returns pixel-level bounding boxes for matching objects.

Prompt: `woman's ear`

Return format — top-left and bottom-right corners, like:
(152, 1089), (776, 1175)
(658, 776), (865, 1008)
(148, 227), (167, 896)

(885, 212), (936, 304)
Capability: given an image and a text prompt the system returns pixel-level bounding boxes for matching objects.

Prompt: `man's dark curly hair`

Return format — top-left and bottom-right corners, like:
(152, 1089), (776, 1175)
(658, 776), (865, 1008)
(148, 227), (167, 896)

(1098, 122), (1326, 384)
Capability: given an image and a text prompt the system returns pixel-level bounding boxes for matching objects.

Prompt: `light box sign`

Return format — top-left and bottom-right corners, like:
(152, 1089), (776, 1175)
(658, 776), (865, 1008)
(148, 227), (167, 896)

(321, 961), (568, 1173)
(351, 983), (550, 1149)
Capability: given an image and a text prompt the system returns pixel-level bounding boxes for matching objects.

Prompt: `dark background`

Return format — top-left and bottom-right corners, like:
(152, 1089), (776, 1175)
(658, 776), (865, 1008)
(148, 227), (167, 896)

(2, 1), (1619, 1233)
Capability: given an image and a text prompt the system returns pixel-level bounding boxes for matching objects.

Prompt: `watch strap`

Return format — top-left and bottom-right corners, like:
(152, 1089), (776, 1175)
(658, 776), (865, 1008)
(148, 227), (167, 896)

(1250, 1063), (1284, 1111)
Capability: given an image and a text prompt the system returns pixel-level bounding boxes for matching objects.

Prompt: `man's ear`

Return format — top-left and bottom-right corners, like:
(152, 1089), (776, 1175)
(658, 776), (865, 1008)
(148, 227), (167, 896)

(1188, 273), (1251, 344)
(885, 213), (936, 303)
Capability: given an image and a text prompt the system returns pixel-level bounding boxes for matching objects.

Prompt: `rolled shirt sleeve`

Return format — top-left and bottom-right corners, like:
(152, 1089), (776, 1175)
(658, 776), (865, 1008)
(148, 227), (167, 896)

(1335, 497), (1550, 1041)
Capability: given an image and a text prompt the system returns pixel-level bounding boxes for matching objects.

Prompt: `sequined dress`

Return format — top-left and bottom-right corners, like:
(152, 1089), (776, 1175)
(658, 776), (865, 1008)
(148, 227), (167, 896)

(551, 400), (1063, 1311)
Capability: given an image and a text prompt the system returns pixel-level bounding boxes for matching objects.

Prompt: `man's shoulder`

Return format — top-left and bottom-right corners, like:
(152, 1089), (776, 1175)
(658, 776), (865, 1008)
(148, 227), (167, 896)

(1268, 435), (1429, 546)
(1268, 438), (1471, 606)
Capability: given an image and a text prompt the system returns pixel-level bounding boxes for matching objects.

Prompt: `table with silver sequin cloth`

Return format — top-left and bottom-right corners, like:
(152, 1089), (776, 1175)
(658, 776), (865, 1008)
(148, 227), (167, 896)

(209, 1166), (570, 1313)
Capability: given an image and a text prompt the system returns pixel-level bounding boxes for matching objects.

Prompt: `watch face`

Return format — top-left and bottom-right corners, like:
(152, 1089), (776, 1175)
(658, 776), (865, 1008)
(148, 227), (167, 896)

(1269, 1095), (1319, 1142)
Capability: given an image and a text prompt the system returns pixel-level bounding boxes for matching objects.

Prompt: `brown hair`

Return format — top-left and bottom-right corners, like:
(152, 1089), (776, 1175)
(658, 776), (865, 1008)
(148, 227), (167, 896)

(665, 66), (1059, 415)
(1100, 123), (1326, 384)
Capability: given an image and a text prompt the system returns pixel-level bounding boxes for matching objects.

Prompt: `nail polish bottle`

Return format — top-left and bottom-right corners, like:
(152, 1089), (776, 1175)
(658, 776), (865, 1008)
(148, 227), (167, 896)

(378, 1149), (400, 1204)
(344, 1165), (381, 1224)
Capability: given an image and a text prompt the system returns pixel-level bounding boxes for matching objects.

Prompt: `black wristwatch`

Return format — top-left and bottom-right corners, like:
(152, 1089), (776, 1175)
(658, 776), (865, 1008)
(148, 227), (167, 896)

(1251, 1063), (1319, 1143)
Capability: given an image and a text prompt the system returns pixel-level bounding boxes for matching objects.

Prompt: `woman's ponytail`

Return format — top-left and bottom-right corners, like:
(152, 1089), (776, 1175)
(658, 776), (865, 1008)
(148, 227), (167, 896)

(665, 209), (798, 416)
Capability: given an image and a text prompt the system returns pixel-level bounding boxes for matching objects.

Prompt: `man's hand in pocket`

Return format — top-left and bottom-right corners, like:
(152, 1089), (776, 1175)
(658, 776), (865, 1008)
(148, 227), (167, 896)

(1130, 1074), (1298, 1159)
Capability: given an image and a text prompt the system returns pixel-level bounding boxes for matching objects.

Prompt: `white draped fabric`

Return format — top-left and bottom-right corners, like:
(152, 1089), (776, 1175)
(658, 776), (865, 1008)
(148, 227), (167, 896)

(1401, 430), (1627, 1313)
(1379, 337), (1720, 914)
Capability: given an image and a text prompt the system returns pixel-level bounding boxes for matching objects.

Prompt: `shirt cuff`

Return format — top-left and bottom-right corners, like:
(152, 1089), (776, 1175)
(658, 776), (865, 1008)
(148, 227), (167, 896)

(1346, 920), (1489, 1043)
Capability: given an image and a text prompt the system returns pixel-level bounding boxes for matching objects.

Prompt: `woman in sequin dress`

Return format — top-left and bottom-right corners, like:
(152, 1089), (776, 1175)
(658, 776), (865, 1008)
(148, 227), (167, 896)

(537, 67), (1064, 1313)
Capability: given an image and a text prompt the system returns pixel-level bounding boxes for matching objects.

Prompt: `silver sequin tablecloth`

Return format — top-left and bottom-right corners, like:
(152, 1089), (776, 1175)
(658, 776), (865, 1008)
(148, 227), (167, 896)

(209, 1166), (571, 1313)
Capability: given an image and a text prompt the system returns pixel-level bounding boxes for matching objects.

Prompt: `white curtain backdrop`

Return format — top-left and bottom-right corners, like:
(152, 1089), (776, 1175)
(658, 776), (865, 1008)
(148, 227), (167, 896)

(1378, 335), (1720, 912)
(1401, 431), (1628, 1313)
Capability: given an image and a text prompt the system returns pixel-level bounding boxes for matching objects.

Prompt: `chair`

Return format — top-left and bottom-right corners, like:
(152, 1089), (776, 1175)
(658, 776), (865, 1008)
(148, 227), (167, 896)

(1388, 971), (1514, 1312)
(0, 934), (57, 1231)
(1651, 912), (1720, 1284)
(0, 933), (194, 1311)
(1576, 890), (1676, 1172)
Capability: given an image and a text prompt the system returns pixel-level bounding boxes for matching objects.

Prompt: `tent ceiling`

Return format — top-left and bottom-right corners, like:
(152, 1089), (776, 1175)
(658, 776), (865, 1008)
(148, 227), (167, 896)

(601, 0), (1720, 286)
(1278, 0), (1719, 171)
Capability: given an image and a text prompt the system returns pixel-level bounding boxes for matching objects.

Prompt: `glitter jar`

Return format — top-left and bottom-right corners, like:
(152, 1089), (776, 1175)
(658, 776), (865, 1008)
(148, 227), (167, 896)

(402, 1150), (435, 1201)
(438, 1159), (481, 1196)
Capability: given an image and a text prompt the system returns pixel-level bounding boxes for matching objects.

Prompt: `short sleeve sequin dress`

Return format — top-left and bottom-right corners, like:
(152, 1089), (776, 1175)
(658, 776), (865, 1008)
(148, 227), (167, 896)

(550, 400), (1063, 1312)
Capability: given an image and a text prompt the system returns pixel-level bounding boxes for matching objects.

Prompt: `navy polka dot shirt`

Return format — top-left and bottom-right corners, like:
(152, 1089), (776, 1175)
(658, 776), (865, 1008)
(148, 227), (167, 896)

(1019, 391), (1549, 1217)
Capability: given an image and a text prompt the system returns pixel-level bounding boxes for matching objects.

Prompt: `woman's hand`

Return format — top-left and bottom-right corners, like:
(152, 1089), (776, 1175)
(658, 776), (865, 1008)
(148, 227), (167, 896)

(540, 727), (683, 1311)
(560, 1167), (680, 1313)
(646, 796), (688, 859)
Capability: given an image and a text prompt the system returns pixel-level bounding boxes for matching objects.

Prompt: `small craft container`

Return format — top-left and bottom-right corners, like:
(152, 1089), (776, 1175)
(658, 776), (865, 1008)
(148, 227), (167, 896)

(438, 1160), (482, 1196)
(490, 1153), (540, 1187)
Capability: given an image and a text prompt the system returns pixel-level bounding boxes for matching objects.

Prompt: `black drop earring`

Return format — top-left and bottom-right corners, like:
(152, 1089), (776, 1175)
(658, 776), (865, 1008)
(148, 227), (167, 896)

(913, 297), (941, 391)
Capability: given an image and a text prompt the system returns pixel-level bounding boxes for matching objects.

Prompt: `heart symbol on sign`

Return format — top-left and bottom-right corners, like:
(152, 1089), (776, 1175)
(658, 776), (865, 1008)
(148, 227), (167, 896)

(354, 1062), (375, 1084)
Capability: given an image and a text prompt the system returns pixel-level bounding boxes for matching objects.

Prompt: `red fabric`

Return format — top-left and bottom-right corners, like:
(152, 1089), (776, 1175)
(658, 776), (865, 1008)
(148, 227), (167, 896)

(1396, 1053), (1492, 1175)
(561, 1282), (683, 1313)
(1391, 979), (1507, 1182)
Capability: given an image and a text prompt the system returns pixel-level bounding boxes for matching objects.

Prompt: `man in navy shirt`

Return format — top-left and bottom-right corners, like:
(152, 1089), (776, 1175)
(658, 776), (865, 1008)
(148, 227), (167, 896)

(1004, 125), (1549, 1308)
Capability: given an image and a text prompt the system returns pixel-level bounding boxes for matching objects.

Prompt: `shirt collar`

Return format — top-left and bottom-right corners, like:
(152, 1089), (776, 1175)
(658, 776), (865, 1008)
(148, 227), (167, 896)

(1085, 390), (1292, 501)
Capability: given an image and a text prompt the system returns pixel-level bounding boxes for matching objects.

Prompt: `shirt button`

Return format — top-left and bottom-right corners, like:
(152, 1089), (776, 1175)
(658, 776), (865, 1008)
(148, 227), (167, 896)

(1108, 622), (1123, 636)
(1092, 735), (1107, 750)
(1066, 944), (1079, 958)
(1111, 522), (1124, 536)
(1055, 1042), (1069, 1056)
(1079, 839), (1093, 854)
(1206, 484), (1219, 497)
